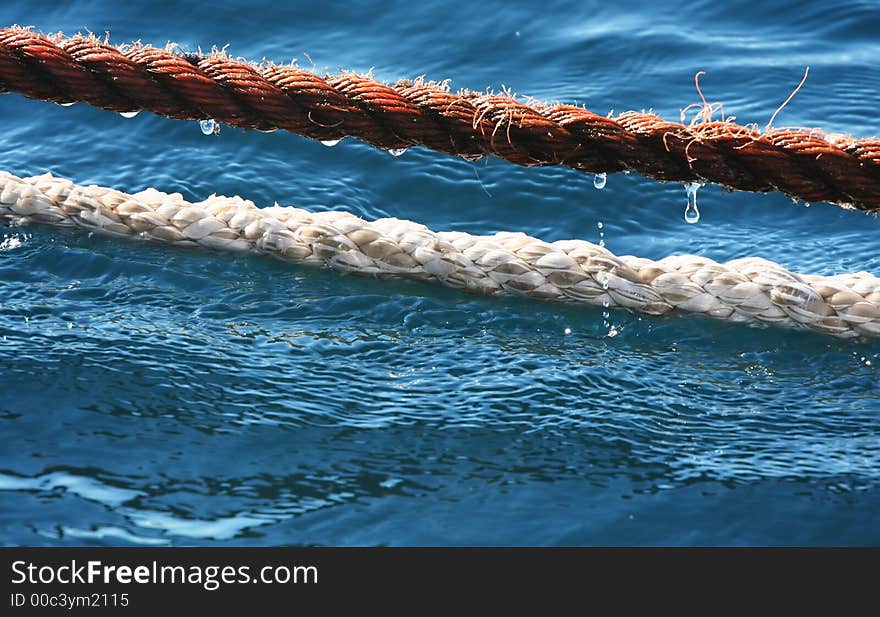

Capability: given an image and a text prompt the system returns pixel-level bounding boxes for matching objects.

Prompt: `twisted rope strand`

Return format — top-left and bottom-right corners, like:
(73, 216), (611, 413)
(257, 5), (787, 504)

(2, 170), (879, 339)
(1, 26), (879, 211)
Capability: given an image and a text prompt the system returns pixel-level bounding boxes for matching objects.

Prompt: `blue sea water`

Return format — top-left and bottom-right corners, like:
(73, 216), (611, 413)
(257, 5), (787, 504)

(1, 0), (879, 546)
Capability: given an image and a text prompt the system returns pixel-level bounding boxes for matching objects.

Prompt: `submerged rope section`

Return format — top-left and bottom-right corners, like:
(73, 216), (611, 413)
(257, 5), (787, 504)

(1, 26), (879, 211)
(2, 171), (879, 339)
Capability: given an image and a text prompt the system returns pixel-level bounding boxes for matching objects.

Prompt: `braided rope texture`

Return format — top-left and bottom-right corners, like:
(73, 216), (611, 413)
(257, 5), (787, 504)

(2, 171), (879, 339)
(1, 26), (879, 211)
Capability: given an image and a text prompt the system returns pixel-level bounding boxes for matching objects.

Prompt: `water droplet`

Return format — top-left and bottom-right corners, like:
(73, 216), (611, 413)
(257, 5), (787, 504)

(684, 181), (703, 224)
(597, 221), (604, 229)
(607, 325), (619, 338)
(388, 147), (408, 157)
(564, 327), (572, 335)
(59, 101), (76, 107)
(199, 119), (219, 135)
(320, 138), (343, 147)
(593, 172), (607, 189)
(119, 110), (140, 119)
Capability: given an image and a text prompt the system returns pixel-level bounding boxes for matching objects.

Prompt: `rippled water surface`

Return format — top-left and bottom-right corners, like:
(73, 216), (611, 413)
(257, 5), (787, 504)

(1, 0), (879, 545)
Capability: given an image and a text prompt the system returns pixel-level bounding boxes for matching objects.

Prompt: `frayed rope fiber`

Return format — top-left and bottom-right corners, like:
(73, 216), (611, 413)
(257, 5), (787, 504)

(2, 170), (880, 339)
(1, 26), (879, 211)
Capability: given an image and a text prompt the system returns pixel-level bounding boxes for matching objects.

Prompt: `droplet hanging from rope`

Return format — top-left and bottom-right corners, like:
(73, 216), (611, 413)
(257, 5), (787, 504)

(684, 182), (702, 224)
(199, 119), (219, 135)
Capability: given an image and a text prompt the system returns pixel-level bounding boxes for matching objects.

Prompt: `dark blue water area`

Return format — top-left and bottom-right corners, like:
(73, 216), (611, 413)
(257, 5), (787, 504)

(1, 0), (879, 545)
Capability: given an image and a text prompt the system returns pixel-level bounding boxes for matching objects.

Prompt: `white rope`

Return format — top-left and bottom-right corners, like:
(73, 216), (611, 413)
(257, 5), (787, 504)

(2, 170), (879, 339)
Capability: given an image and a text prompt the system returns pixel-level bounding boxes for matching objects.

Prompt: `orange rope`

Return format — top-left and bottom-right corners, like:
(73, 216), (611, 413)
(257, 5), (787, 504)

(1, 26), (879, 211)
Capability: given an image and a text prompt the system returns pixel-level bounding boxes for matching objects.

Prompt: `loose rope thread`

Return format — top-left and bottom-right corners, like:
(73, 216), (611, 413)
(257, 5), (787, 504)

(1, 26), (879, 211)
(2, 171), (879, 339)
